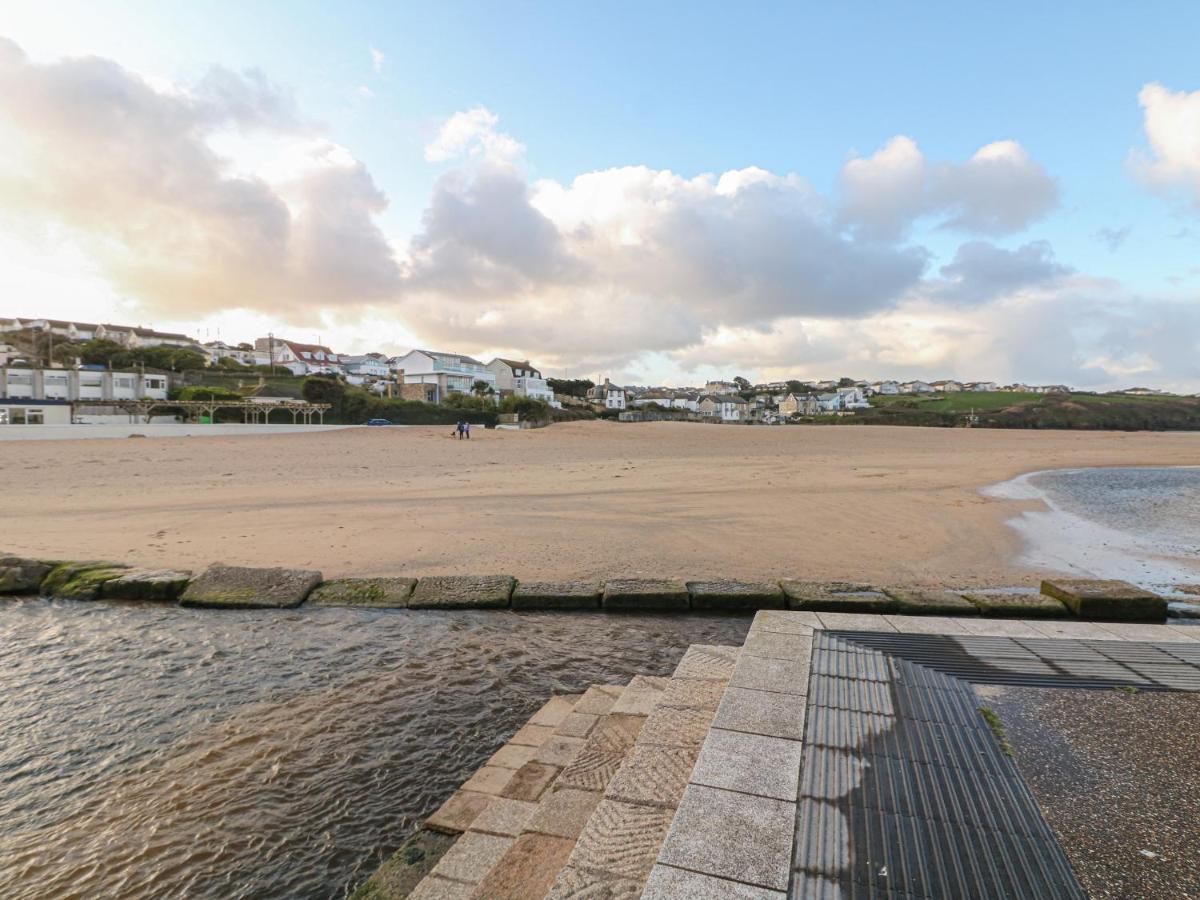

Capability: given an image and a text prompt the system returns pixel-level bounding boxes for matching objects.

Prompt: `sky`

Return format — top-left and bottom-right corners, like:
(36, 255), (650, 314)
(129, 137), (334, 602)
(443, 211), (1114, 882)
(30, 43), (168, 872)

(2, 1), (1200, 390)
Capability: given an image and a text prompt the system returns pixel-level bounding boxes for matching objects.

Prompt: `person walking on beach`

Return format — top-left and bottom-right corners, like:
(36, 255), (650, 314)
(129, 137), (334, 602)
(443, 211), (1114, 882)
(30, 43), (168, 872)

(464, 421), (471, 439)
(455, 420), (464, 439)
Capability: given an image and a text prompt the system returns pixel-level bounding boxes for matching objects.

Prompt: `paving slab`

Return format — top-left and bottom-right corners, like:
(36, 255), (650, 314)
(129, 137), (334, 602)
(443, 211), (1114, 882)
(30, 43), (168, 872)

(604, 744), (699, 808)
(426, 791), (494, 834)
(533, 735), (586, 768)
(499, 761), (561, 802)
(525, 787), (602, 839)
(557, 714), (644, 791)
(814, 612), (898, 631)
(750, 610), (823, 633)
(460, 765), (516, 796)
(689, 728), (803, 802)
(1097, 622), (1199, 642)
(729, 653), (810, 695)
(573, 684), (624, 715)
(408, 575), (515, 609)
(1041, 578), (1168, 621)
(741, 629), (812, 660)
(610, 675), (671, 715)
(958, 617), (1050, 638)
(467, 798), (538, 837)
(635, 705), (714, 749)
(781, 581), (897, 613)
(882, 614), (973, 635)
(100, 568), (192, 602)
(471, 832), (575, 899)
(883, 587), (980, 616)
(567, 798), (676, 881)
(963, 590), (1068, 618)
(508, 723), (555, 747)
(408, 875), (475, 900)
(659, 677), (726, 711)
(0, 556), (53, 594)
(511, 580), (602, 611)
(306, 576), (416, 608)
(529, 695), (579, 728)
(486, 742), (538, 770)
(555, 712), (600, 738)
(673, 644), (740, 681)
(1027, 620), (1122, 640)
(602, 578), (690, 612)
(657, 784), (795, 892)
(712, 686), (808, 741)
(428, 831), (514, 885)
(180, 564), (321, 609)
(642, 864), (787, 899)
(545, 865), (642, 899)
(687, 579), (785, 611)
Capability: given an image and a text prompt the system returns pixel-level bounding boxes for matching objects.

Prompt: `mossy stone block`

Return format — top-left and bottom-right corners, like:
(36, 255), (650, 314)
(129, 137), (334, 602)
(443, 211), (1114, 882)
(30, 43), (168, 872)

(687, 580), (785, 611)
(409, 575), (515, 609)
(512, 580), (601, 610)
(180, 564), (322, 609)
(602, 578), (690, 612)
(307, 577), (417, 608)
(883, 587), (980, 616)
(1040, 579), (1167, 622)
(101, 569), (192, 602)
(348, 828), (457, 900)
(41, 561), (129, 601)
(963, 590), (1067, 618)
(0, 556), (53, 594)
(781, 580), (897, 613)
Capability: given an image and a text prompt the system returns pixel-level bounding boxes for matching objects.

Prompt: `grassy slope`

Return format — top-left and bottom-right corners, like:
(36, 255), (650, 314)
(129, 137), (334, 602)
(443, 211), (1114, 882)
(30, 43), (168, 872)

(864, 391), (1200, 430)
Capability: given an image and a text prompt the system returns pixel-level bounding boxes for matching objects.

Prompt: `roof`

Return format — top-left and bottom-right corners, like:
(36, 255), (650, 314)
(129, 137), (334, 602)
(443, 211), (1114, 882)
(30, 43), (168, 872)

(417, 349), (486, 366)
(1, 317), (195, 342)
(492, 357), (541, 372)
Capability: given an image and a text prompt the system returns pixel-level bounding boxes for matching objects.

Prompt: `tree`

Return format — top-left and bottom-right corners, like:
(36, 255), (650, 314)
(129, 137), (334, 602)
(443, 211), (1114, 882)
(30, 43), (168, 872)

(786, 380), (807, 394)
(838, 377), (857, 388)
(547, 378), (594, 398)
(302, 375), (347, 406)
(472, 379), (495, 396)
(734, 376), (752, 391)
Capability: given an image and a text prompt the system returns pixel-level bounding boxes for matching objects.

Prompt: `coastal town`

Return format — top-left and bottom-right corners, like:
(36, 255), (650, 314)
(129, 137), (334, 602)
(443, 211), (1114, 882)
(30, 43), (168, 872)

(1, 315), (1183, 429)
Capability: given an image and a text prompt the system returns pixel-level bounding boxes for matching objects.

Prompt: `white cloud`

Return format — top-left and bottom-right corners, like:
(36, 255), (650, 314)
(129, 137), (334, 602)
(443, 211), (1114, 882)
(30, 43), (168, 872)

(934, 240), (1071, 305)
(370, 46), (385, 74)
(1132, 82), (1200, 206)
(423, 106), (525, 164)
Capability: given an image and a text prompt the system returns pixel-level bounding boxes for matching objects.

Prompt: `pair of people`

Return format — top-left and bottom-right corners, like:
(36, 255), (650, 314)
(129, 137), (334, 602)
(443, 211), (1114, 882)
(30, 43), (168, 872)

(454, 420), (472, 439)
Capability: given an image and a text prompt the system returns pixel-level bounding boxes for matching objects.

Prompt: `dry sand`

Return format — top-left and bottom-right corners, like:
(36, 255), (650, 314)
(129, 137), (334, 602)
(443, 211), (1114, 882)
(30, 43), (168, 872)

(2, 422), (1197, 586)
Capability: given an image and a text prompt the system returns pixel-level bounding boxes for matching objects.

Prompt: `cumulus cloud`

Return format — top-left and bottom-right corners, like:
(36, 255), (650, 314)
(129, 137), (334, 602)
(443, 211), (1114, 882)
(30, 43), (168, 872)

(0, 36), (400, 318)
(840, 137), (1058, 238)
(1093, 226), (1131, 252)
(424, 106), (525, 164)
(934, 240), (1072, 305)
(1132, 83), (1200, 206)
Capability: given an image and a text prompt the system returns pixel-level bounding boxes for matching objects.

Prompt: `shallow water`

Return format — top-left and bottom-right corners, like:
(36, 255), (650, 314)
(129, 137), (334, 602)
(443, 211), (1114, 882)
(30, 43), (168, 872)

(986, 466), (1200, 593)
(0, 600), (750, 899)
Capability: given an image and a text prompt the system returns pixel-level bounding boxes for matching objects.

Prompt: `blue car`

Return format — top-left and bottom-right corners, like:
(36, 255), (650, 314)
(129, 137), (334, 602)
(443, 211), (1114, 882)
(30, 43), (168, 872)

(366, 418), (392, 426)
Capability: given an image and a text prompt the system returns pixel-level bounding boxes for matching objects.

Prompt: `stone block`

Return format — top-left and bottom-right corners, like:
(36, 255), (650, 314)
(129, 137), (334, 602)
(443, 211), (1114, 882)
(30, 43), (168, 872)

(348, 828), (456, 900)
(533, 735), (586, 768)
(525, 787), (602, 839)
(499, 761), (560, 802)
(529, 695), (579, 728)
(40, 561), (129, 601)
(508, 723), (555, 747)
(307, 577), (416, 608)
(408, 575), (515, 609)
(468, 797), (538, 837)
(672, 644), (740, 681)
(750, 610), (822, 634)
(487, 742), (537, 770)
(1040, 578), (1168, 622)
(635, 706), (713, 749)
(657, 784), (795, 892)
(689, 729), (803, 802)
(461, 765), (516, 796)
(546, 865), (642, 900)
(963, 589), (1067, 618)
(408, 876), (473, 900)
(780, 580), (897, 613)
(573, 684), (623, 715)
(0, 556), (53, 594)
(883, 587), (979, 616)
(567, 798), (675, 881)
(180, 564), (321, 609)
(659, 678), (726, 711)
(100, 569), (192, 602)
(604, 744), (699, 808)
(740, 629), (812, 661)
(426, 791), (494, 834)
(642, 864), (786, 899)
(686, 580), (785, 611)
(729, 654), (810, 695)
(473, 832), (575, 899)
(428, 830), (513, 885)
(557, 714), (644, 791)
(511, 580), (601, 610)
(602, 579), (690, 612)
(555, 713), (599, 738)
(712, 686), (807, 741)
(611, 675), (671, 716)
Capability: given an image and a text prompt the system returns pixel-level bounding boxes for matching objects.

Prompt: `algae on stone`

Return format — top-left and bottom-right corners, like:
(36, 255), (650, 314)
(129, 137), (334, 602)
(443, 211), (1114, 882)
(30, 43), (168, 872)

(348, 828), (457, 900)
(883, 587), (980, 616)
(408, 575), (515, 609)
(101, 569), (192, 602)
(180, 564), (322, 609)
(1040, 578), (1167, 622)
(962, 590), (1067, 618)
(40, 561), (129, 601)
(307, 577), (417, 608)
(0, 556), (53, 594)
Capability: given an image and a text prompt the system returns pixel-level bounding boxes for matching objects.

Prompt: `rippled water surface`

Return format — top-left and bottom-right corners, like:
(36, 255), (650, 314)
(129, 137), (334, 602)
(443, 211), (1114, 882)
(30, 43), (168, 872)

(0, 601), (750, 899)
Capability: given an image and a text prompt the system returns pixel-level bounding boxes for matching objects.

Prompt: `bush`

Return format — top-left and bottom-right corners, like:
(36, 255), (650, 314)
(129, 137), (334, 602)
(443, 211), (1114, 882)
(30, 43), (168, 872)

(498, 395), (551, 421)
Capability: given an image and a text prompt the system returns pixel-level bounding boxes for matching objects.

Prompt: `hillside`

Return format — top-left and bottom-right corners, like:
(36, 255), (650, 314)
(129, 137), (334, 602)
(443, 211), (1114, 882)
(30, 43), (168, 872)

(861, 392), (1200, 430)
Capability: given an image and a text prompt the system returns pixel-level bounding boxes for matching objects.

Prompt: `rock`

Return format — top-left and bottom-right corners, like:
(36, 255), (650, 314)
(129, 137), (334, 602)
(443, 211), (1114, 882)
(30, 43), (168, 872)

(511, 580), (602, 610)
(781, 580), (897, 613)
(180, 564), (322, 609)
(962, 590), (1067, 618)
(40, 561), (129, 601)
(307, 577), (417, 608)
(602, 578), (690, 612)
(100, 569), (192, 602)
(408, 575), (515, 609)
(687, 580), (785, 611)
(0, 556), (53, 594)
(883, 587), (980, 616)
(1040, 578), (1168, 622)
(348, 828), (457, 900)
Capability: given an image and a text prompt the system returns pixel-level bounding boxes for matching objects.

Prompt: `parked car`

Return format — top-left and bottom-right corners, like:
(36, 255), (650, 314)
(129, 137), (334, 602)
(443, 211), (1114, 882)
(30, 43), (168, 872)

(366, 418), (392, 426)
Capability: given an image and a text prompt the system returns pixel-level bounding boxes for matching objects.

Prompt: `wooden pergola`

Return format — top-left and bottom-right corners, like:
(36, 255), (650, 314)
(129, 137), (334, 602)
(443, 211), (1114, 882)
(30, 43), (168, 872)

(79, 399), (332, 425)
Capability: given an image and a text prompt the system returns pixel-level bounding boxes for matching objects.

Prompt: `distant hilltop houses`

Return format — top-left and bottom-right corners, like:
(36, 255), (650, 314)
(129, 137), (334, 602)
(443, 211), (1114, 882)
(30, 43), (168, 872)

(0, 315), (1193, 429)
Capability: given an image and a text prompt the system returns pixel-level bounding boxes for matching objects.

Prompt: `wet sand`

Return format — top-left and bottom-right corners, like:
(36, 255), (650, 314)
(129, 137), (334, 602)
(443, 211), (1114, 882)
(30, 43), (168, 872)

(2, 422), (1198, 586)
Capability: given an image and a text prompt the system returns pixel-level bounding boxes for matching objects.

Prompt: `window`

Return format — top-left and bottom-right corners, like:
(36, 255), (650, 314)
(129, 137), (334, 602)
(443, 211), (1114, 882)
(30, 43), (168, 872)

(9, 408), (26, 424)
(27, 409), (44, 425)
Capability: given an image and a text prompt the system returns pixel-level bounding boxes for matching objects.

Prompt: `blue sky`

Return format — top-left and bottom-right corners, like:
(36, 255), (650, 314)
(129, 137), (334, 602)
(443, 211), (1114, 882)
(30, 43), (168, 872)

(3, 1), (1200, 387)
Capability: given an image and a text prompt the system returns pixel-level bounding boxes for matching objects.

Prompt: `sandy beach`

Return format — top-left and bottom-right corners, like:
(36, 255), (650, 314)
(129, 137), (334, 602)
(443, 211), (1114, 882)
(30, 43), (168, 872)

(2, 422), (1198, 587)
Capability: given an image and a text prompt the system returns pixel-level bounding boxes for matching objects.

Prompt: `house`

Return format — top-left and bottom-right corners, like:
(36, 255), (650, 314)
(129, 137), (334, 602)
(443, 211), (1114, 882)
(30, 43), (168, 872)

(486, 358), (558, 405)
(390, 349), (497, 403)
(899, 381), (935, 394)
(0, 398), (72, 426)
(204, 341), (257, 366)
(836, 386), (870, 409)
(778, 393), (820, 416)
(1, 366), (170, 405)
(252, 338), (345, 376)
(586, 378), (627, 410)
(703, 380), (740, 395)
(632, 390), (699, 413)
(964, 381), (997, 392)
(698, 394), (748, 421)
(342, 354), (392, 383)
(817, 393), (844, 412)
(931, 380), (963, 393)
(0, 317), (202, 352)
(870, 381), (901, 395)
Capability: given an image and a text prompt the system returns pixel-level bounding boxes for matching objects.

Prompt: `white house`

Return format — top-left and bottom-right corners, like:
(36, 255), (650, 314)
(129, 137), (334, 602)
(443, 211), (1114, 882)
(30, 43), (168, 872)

(204, 341), (257, 366)
(966, 381), (998, 392)
(816, 392), (844, 412)
(587, 378), (627, 410)
(486, 358), (558, 405)
(392, 349), (497, 402)
(699, 394), (748, 421)
(931, 380), (964, 392)
(251, 338), (345, 376)
(342, 354), (392, 383)
(0, 366), (169, 403)
(632, 390), (699, 413)
(899, 381), (935, 394)
(836, 386), (870, 409)
(0, 317), (201, 352)
(870, 381), (901, 395)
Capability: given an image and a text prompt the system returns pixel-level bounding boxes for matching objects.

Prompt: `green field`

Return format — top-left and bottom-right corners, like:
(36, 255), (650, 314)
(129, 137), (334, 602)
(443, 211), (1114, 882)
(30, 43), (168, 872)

(870, 391), (1042, 412)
